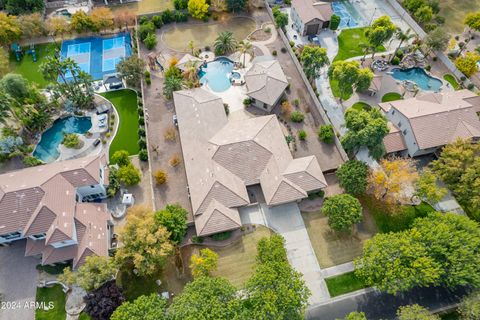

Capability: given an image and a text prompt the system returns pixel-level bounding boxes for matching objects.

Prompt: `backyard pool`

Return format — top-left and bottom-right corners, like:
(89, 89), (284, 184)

(331, 1), (366, 29)
(199, 57), (234, 92)
(33, 116), (92, 163)
(391, 67), (443, 91)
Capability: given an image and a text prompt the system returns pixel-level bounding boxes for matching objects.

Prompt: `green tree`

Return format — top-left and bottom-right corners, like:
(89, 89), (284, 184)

(111, 150), (130, 166)
(329, 60), (373, 102)
(300, 45), (329, 81)
(403, 0), (427, 12)
(414, 5), (433, 23)
(336, 160), (368, 195)
(117, 163), (141, 186)
(226, 0), (246, 12)
(174, 0), (189, 10)
(18, 13), (46, 41)
(237, 40), (253, 68)
(455, 52), (480, 77)
(465, 12), (480, 31)
(330, 14), (341, 31)
(424, 28), (450, 56)
(416, 169), (447, 203)
(0, 48), (9, 78)
(272, 6), (288, 29)
(0, 73), (30, 100)
(397, 304), (439, 320)
(143, 33), (157, 50)
(318, 124), (334, 143)
(58, 256), (116, 291)
(115, 206), (174, 276)
(392, 28), (414, 61)
(138, 21), (155, 41)
(90, 7), (114, 32)
(214, 31), (237, 55)
(0, 12), (21, 46)
(188, 0), (209, 20)
(341, 312), (367, 320)
(70, 11), (95, 33)
(116, 55), (146, 88)
(168, 276), (240, 320)
(341, 108), (389, 159)
(458, 291), (480, 320)
(365, 16), (396, 58)
(322, 194), (363, 232)
(1, 0), (44, 15)
(163, 75), (183, 100)
(111, 294), (167, 320)
(155, 204), (188, 243)
(190, 248), (218, 278)
(256, 234), (288, 264)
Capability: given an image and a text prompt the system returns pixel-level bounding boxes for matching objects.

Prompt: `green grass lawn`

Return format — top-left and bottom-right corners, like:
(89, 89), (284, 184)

(116, 263), (162, 301)
(9, 43), (57, 88)
(351, 101), (371, 111)
(325, 271), (368, 297)
(35, 285), (66, 320)
(100, 89), (140, 157)
(334, 27), (386, 62)
(381, 92), (402, 102)
(443, 74), (461, 90)
(330, 78), (354, 101)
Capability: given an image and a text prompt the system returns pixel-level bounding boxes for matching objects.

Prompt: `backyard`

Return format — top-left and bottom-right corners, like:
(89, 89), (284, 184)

(100, 89), (140, 157)
(334, 27), (386, 62)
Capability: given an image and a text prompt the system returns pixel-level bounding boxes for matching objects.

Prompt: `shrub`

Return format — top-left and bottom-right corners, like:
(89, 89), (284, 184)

(62, 133), (82, 149)
(330, 14), (341, 30)
(138, 127), (145, 137)
(292, 98), (300, 107)
(243, 98), (252, 106)
(138, 117), (145, 125)
(224, 103), (229, 115)
(111, 150), (131, 166)
(164, 128), (176, 141)
(151, 15), (163, 28)
(289, 40), (295, 47)
(264, 26), (271, 33)
(425, 64), (431, 71)
(281, 47), (287, 53)
(211, 231), (232, 241)
(212, 12), (219, 21)
(169, 154), (181, 167)
(106, 132), (111, 138)
(154, 169), (167, 184)
(138, 21), (155, 41)
(139, 149), (148, 161)
(138, 138), (147, 149)
(298, 130), (307, 140)
(23, 156), (43, 167)
(281, 100), (292, 116)
(192, 236), (203, 243)
(468, 83), (475, 90)
(290, 111), (305, 122)
(307, 189), (325, 200)
(272, 50), (277, 56)
(143, 33), (157, 50)
(318, 124), (334, 143)
(205, 46), (210, 51)
(137, 108), (144, 116)
(391, 56), (400, 65)
(139, 16), (150, 25)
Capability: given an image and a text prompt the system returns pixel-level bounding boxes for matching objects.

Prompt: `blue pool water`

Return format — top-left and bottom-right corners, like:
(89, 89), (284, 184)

(331, 2), (366, 29)
(33, 116), (92, 163)
(199, 57), (234, 92)
(391, 67), (443, 91)
(60, 32), (132, 81)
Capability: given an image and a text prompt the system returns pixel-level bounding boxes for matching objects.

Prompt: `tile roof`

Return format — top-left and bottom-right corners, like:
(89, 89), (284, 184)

(292, 0), (333, 24)
(383, 122), (408, 153)
(245, 60), (288, 106)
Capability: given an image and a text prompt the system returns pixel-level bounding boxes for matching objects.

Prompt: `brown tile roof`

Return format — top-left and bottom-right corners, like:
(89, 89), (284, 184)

(383, 122), (408, 153)
(292, 0), (333, 24)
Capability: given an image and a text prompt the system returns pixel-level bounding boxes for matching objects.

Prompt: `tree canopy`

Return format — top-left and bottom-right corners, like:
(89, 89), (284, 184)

(365, 16), (396, 57)
(188, 0), (209, 20)
(226, 0), (246, 12)
(329, 60), (373, 102)
(111, 294), (167, 320)
(214, 31), (237, 55)
(397, 304), (439, 320)
(336, 160), (369, 195)
(342, 312), (367, 320)
(190, 248), (219, 278)
(322, 194), (363, 232)
(416, 169), (447, 203)
(465, 11), (480, 31)
(458, 291), (480, 320)
(155, 204), (188, 243)
(58, 256), (116, 292)
(0, 0), (44, 15)
(0, 12), (21, 46)
(424, 27), (449, 55)
(455, 52), (480, 77)
(300, 45), (329, 81)
(117, 55), (146, 88)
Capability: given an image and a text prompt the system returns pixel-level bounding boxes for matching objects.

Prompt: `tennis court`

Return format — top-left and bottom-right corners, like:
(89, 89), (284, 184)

(61, 33), (132, 80)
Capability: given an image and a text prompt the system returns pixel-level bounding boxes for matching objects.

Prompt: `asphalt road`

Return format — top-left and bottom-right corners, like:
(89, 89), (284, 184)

(306, 286), (470, 320)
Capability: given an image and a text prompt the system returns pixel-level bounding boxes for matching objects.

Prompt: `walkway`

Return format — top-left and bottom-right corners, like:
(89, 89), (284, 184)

(240, 203), (330, 304)
(250, 22), (278, 56)
(321, 262), (354, 278)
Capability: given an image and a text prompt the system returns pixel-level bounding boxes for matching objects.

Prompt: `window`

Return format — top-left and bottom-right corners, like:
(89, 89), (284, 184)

(1, 231), (21, 240)
(392, 110), (395, 115)
(397, 122), (402, 127)
(402, 129), (407, 135)
(90, 185), (95, 189)
(32, 233), (46, 240)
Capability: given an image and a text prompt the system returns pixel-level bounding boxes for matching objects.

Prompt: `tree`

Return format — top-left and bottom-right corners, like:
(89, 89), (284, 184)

(337, 160), (369, 195)
(70, 11), (96, 33)
(46, 16), (70, 42)
(115, 206), (174, 276)
(190, 248), (218, 278)
(117, 163), (141, 186)
(328, 60), (373, 102)
(424, 28), (449, 56)
(365, 16), (396, 58)
(210, 0), (227, 12)
(214, 31), (237, 55)
(465, 12), (480, 31)
(174, 0), (189, 10)
(342, 312), (367, 320)
(272, 6), (288, 29)
(113, 9), (136, 30)
(300, 45), (329, 81)
(458, 291), (480, 320)
(143, 33), (157, 50)
(188, 0), (209, 20)
(90, 7), (114, 32)
(226, 0), (246, 13)
(18, 13), (46, 41)
(318, 124), (334, 143)
(110, 150), (130, 166)
(163, 75), (183, 99)
(0, 73), (30, 100)
(1, 0), (44, 15)
(322, 194), (363, 232)
(397, 304), (439, 320)
(0, 48), (8, 78)
(368, 158), (419, 204)
(168, 276), (240, 320)
(116, 55), (146, 88)
(392, 28), (414, 61)
(416, 169), (447, 203)
(237, 40), (253, 67)
(0, 12), (21, 46)
(414, 5), (433, 23)
(341, 108), (389, 159)
(111, 294), (167, 320)
(84, 280), (125, 320)
(58, 256), (116, 292)
(455, 52), (480, 77)
(155, 204), (188, 244)
(330, 14), (341, 31)
(256, 234), (288, 264)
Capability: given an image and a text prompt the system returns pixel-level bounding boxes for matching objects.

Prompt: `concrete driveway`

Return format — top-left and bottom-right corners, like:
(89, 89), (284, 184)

(0, 240), (39, 320)
(240, 203), (330, 304)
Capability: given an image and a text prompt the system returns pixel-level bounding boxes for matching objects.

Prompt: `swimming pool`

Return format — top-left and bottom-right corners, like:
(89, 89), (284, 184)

(60, 32), (132, 81)
(391, 67), (443, 91)
(33, 116), (92, 163)
(331, 2), (366, 29)
(198, 57), (235, 92)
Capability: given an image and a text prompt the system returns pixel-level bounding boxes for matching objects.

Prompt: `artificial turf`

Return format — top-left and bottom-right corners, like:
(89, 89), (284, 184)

(443, 74), (461, 90)
(100, 89), (140, 157)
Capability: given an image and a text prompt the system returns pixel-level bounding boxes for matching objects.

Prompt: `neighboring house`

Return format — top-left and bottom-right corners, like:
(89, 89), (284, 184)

(380, 90), (480, 157)
(291, 0), (333, 36)
(245, 59), (289, 112)
(173, 88), (327, 236)
(0, 155), (111, 269)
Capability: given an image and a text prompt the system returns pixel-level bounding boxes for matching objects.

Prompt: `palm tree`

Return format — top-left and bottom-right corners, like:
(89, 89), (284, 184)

(163, 76), (183, 100)
(214, 31), (237, 56)
(237, 40), (253, 68)
(183, 61), (199, 88)
(391, 28), (414, 62)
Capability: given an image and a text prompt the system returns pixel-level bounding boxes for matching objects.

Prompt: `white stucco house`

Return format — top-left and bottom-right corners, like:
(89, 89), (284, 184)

(290, 0), (333, 36)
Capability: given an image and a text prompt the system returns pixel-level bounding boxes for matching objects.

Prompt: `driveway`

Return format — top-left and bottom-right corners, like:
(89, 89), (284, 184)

(240, 203), (330, 304)
(0, 240), (39, 320)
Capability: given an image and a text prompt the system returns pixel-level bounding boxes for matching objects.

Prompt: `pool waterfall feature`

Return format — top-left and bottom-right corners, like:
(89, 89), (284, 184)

(199, 57), (236, 92)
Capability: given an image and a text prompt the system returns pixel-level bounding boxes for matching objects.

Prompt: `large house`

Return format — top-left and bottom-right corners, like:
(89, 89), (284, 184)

(0, 155), (111, 269)
(245, 59), (289, 112)
(174, 88), (327, 236)
(380, 90), (480, 157)
(290, 0), (333, 36)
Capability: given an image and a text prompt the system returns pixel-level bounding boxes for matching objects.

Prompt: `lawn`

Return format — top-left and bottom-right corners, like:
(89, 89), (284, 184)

(438, 0), (478, 33)
(443, 74), (461, 90)
(330, 78), (354, 101)
(100, 89), (140, 157)
(325, 271), (368, 297)
(35, 285), (66, 320)
(302, 210), (377, 268)
(334, 27), (386, 62)
(9, 43), (57, 88)
(350, 101), (371, 111)
(381, 92), (402, 102)
(117, 263), (163, 301)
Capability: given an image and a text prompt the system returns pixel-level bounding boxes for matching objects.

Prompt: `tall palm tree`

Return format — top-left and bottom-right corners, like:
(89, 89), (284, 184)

(237, 40), (253, 68)
(214, 31), (237, 56)
(391, 28), (414, 62)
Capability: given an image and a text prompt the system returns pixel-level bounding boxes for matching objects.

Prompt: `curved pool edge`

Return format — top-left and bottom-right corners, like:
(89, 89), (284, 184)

(390, 67), (444, 92)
